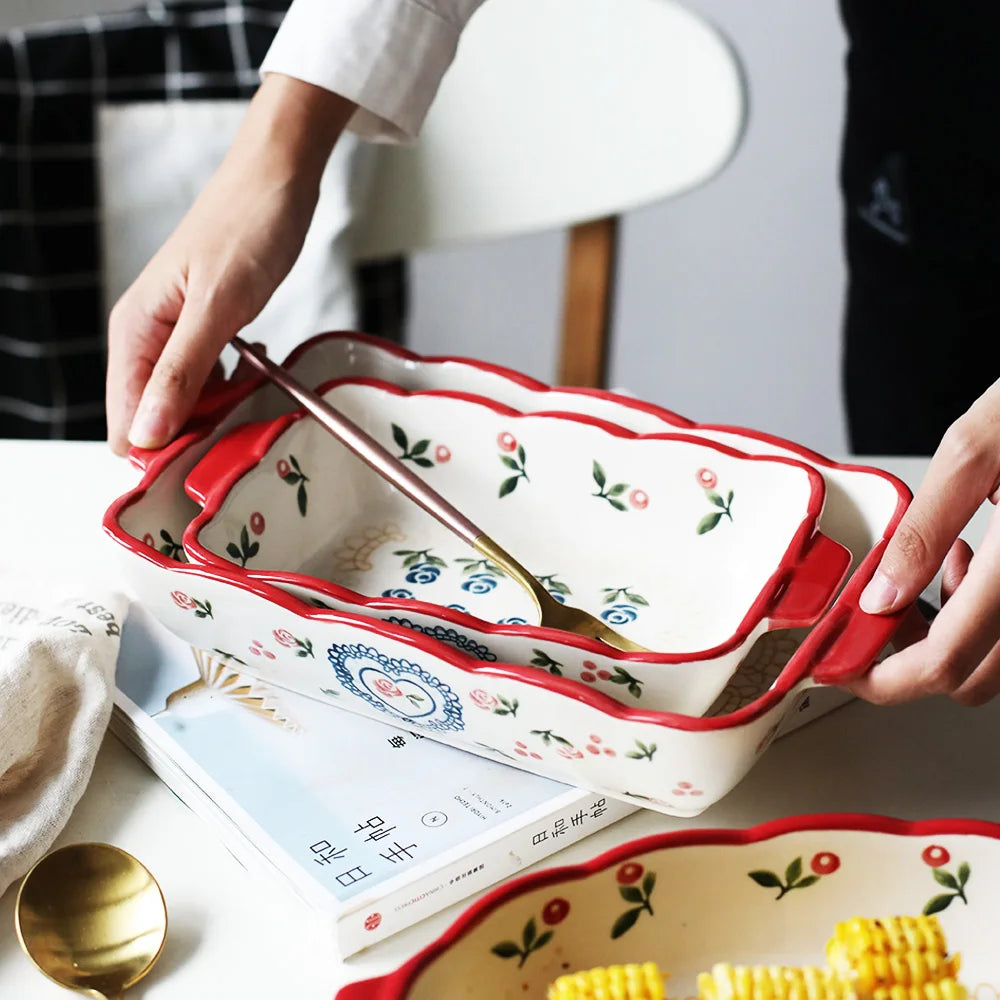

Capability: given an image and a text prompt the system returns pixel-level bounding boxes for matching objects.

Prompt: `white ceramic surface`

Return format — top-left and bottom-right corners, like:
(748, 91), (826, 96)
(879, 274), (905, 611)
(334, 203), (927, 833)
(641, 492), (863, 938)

(104, 333), (911, 816)
(333, 816), (998, 1000)
(180, 380), (849, 716)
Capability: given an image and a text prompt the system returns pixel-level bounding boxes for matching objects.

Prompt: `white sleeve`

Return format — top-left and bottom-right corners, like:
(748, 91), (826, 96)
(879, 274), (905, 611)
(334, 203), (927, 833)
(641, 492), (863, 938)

(259, 0), (487, 143)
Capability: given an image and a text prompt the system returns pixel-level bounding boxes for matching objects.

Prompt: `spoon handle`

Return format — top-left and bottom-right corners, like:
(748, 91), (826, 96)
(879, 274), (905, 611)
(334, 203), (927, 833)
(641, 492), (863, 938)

(231, 337), (486, 549)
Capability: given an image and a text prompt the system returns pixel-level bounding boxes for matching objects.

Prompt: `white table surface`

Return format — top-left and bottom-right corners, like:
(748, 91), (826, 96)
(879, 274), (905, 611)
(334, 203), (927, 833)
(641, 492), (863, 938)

(0, 441), (996, 998)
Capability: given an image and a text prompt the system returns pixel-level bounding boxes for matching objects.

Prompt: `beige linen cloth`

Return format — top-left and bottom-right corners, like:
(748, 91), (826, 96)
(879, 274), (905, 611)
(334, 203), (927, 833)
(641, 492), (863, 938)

(0, 578), (128, 896)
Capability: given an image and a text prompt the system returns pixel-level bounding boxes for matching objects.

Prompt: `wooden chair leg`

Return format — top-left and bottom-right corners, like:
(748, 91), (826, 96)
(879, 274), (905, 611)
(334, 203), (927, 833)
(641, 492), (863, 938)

(557, 215), (619, 387)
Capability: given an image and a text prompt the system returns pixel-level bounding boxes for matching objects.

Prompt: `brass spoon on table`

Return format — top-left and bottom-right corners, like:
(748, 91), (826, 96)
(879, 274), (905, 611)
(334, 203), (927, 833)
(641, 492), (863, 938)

(15, 843), (168, 1000)
(231, 336), (648, 654)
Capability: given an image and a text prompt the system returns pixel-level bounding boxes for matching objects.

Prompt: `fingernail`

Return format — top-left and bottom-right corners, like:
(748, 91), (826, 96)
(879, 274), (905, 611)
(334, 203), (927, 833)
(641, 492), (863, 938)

(859, 572), (898, 614)
(128, 398), (171, 449)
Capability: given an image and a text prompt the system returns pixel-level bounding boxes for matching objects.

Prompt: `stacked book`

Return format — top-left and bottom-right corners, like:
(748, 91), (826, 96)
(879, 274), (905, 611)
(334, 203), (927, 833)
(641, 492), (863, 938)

(111, 605), (637, 957)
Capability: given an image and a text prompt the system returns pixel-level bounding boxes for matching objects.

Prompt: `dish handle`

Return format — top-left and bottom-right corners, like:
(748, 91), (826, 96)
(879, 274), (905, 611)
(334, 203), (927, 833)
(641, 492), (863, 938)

(797, 538), (908, 686)
(182, 419), (281, 507)
(766, 531), (853, 629)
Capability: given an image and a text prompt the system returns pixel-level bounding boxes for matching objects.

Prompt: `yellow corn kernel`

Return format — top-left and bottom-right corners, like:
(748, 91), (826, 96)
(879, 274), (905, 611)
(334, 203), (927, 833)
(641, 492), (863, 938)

(697, 963), (847, 1000)
(826, 916), (960, 996)
(871, 980), (968, 1000)
(547, 962), (667, 1000)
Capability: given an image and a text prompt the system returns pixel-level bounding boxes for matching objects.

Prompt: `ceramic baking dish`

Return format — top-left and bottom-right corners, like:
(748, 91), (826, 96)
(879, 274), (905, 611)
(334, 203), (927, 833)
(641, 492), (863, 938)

(334, 815), (997, 999)
(103, 332), (911, 816)
(180, 378), (850, 716)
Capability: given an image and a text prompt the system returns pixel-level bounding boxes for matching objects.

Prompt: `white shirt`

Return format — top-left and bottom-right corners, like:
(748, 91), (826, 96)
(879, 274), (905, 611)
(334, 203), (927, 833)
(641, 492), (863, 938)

(260, 0), (486, 143)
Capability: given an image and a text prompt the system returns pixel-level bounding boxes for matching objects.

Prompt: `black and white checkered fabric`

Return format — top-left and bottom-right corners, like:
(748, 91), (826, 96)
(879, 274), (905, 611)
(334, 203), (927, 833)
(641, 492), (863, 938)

(0, 1), (406, 441)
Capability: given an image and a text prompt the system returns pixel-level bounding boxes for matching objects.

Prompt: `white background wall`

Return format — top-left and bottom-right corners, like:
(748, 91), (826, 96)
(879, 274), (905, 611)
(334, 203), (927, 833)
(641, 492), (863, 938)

(4, 0), (850, 455)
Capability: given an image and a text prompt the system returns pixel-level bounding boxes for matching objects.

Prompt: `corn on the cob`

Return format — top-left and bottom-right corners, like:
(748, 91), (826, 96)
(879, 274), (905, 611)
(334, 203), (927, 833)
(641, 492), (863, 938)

(825, 916), (962, 997)
(697, 963), (848, 1000)
(547, 962), (667, 1000)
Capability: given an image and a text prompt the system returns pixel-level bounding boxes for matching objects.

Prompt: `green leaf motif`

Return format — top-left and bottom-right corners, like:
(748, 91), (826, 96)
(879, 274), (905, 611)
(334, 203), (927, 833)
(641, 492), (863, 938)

(933, 868), (959, 890)
(491, 941), (521, 959)
(785, 857), (802, 885)
(410, 439), (430, 456)
(642, 871), (656, 896)
(412, 457), (434, 468)
(796, 875), (820, 889)
(697, 512), (723, 534)
(522, 918), (536, 949)
(297, 483), (308, 516)
(958, 861), (971, 887)
(748, 870), (783, 888)
(610, 907), (641, 940)
(226, 542), (241, 562)
(923, 894), (954, 916)
(392, 423), (408, 451)
(619, 886), (644, 904)
(500, 455), (520, 469)
(499, 476), (520, 498)
(707, 490), (726, 508)
(592, 461), (606, 488)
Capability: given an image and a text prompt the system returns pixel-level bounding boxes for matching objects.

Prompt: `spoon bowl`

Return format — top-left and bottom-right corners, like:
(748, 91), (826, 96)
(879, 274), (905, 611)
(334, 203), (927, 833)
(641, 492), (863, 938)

(15, 842), (167, 1000)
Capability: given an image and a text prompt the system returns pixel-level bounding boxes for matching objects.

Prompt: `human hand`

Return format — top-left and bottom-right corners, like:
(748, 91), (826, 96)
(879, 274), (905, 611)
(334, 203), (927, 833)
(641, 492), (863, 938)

(106, 74), (356, 455)
(846, 382), (1000, 705)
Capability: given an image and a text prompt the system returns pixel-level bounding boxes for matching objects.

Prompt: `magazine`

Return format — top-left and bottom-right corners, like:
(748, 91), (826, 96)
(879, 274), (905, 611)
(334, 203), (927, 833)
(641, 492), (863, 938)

(112, 605), (636, 956)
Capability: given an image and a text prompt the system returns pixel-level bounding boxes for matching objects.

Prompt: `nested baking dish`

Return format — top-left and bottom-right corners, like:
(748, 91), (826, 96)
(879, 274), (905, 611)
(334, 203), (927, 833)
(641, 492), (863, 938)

(103, 332), (911, 816)
(179, 377), (850, 716)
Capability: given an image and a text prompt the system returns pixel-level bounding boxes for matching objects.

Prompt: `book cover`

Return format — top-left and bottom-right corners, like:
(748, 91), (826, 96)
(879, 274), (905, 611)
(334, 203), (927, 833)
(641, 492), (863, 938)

(112, 606), (636, 956)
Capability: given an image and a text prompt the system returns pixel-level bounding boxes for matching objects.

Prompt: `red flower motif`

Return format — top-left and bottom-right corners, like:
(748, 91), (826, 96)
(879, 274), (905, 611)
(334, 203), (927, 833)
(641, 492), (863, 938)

(810, 851), (840, 876)
(557, 746), (584, 760)
(171, 591), (196, 610)
(497, 431), (517, 453)
(373, 677), (402, 698)
(585, 744), (601, 755)
(922, 845), (950, 867)
(277, 459), (291, 478)
(469, 688), (497, 710)
(435, 444), (451, 463)
(143, 533), (155, 547)
(272, 628), (298, 647)
(249, 511), (266, 535)
(697, 468), (718, 490)
(541, 897), (570, 925)
(597, 669), (612, 681)
(628, 488), (649, 510)
(616, 862), (644, 885)
(364, 912), (382, 931)
(580, 671), (596, 683)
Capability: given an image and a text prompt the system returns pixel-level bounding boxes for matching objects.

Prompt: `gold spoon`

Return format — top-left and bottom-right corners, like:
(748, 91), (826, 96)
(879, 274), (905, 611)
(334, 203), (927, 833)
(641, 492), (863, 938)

(231, 336), (648, 654)
(15, 843), (168, 1000)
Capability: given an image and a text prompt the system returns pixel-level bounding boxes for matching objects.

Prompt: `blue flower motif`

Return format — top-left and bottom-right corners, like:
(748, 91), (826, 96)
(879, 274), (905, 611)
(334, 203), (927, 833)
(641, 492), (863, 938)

(405, 562), (441, 585)
(547, 591), (566, 604)
(497, 616), (528, 625)
(381, 587), (414, 599)
(601, 603), (639, 625)
(461, 572), (498, 595)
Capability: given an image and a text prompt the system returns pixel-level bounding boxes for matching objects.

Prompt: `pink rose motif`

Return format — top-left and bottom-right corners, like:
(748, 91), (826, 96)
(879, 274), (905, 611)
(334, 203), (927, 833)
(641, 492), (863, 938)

(922, 845), (950, 867)
(810, 852), (840, 876)
(696, 468), (717, 490)
(628, 488), (649, 510)
(497, 431), (517, 453)
(277, 459), (291, 478)
(469, 689), (497, 710)
(435, 445), (451, 463)
(617, 862), (644, 885)
(272, 629), (298, 648)
(364, 912), (382, 931)
(171, 591), (196, 610)
(541, 897), (570, 925)
(556, 746), (584, 760)
(249, 511), (266, 535)
(373, 676), (402, 698)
